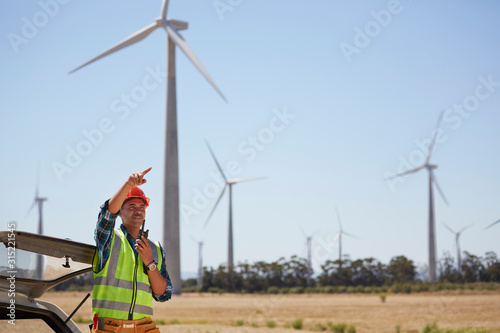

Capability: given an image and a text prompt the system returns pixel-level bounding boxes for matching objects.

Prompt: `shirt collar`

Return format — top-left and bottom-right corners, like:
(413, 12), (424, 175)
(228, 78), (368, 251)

(120, 224), (136, 242)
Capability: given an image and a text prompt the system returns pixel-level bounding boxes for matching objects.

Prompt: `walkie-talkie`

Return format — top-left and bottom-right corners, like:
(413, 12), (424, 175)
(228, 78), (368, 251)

(140, 219), (149, 239)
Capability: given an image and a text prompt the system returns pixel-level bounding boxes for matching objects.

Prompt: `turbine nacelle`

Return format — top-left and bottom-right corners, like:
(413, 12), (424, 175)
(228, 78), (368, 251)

(426, 164), (438, 170)
(157, 18), (188, 31)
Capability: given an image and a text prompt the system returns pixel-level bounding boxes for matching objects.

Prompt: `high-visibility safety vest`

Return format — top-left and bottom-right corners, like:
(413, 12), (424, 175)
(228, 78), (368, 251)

(92, 229), (162, 320)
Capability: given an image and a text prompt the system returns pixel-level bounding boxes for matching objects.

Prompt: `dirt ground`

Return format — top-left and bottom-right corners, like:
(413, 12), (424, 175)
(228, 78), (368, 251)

(3, 291), (500, 332)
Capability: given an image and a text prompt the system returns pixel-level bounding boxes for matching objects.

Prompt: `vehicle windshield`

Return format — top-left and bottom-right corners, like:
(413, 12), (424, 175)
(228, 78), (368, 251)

(0, 247), (90, 281)
(0, 230), (95, 300)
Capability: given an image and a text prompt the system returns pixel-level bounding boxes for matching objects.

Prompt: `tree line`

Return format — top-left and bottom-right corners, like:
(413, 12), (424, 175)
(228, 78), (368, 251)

(184, 251), (500, 293)
(50, 250), (500, 292)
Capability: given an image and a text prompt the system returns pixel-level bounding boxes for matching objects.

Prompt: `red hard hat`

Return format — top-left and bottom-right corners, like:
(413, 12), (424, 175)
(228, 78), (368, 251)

(125, 186), (150, 208)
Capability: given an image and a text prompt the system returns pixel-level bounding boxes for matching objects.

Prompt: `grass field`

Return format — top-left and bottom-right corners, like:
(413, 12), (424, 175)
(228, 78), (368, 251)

(3, 291), (500, 332)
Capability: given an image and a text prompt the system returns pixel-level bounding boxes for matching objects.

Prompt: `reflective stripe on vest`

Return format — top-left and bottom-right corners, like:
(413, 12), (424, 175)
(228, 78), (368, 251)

(92, 229), (162, 320)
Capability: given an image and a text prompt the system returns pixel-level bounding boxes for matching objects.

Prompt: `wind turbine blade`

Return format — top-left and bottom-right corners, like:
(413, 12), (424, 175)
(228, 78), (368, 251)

(485, 219), (500, 230)
(342, 231), (360, 239)
(430, 170), (448, 205)
(328, 231), (341, 249)
(203, 186), (227, 229)
(26, 200), (37, 217)
(229, 176), (266, 184)
(442, 222), (456, 234)
(69, 21), (161, 74)
(165, 24), (227, 102)
(35, 163), (41, 199)
(205, 141), (227, 182)
(335, 206), (342, 231)
(161, 0), (169, 19)
(385, 165), (426, 180)
(301, 238), (308, 256)
(426, 111), (445, 164)
(458, 224), (473, 234)
(298, 225), (306, 237)
(27, 173), (40, 217)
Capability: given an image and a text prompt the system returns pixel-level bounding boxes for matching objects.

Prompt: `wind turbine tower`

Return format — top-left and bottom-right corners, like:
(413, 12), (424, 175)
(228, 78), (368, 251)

(190, 236), (204, 289)
(299, 226), (316, 287)
(306, 235), (312, 287)
(70, 0), (226, 294)
(203, 141), (265, 291)
(387, 113), (448, 282)
(196, 240), (204, 290)
(443, 223), (471, 274)
(28, 183), (47, 279)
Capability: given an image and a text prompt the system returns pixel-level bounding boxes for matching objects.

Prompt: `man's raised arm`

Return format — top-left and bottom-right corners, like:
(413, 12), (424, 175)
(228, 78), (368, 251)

(108, 167), (152, 214)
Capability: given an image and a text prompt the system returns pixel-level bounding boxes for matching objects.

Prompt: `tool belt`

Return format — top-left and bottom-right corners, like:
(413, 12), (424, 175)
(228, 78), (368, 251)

(91, 316), (160, 333)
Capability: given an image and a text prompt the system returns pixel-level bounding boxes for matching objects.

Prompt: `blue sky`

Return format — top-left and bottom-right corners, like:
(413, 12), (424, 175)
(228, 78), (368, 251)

(1, 0), (499, 277)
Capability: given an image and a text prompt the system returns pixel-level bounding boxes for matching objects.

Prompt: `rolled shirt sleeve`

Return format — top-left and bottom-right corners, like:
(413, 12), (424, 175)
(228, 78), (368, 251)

(153, 244), (173, 302)
(94, 200), (118, 271)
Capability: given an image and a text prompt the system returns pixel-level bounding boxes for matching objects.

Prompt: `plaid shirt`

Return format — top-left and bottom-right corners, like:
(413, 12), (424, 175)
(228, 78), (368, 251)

(94, 200), (172, 301)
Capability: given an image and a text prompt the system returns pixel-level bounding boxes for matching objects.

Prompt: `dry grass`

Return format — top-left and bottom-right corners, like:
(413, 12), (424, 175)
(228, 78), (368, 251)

(3, 291), (500, 332)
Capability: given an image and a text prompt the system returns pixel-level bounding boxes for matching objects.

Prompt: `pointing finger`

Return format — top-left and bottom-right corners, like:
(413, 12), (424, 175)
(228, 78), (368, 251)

(141, 167), (152, 176)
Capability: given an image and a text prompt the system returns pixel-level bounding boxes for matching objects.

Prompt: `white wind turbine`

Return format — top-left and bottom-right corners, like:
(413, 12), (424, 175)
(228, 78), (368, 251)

(70, 0), (226, 294)
(203, 141), (265, 291)
(27, 178), (47, 279)
(330, 207), (358, 264)
(387, 112), (448, 282)
(442, 223), (472, 274)
(485, 219), (500, 230)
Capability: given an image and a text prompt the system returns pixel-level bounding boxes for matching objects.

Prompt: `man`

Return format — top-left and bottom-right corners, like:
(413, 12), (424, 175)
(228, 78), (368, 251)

(92, 167), (172, 333)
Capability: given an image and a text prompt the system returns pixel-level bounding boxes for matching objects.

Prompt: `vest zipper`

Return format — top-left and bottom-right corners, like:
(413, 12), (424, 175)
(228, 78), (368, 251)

(128, 251), (139, 320)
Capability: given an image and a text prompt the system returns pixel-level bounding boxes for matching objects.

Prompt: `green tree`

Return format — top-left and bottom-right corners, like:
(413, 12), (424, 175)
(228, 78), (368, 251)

(237, 262), (261, 293)
(318, 257), (354, 286)
(268, 257), (286, 287)
(387, 255), (416, 284)
(438, 251), (460, 283)
(350, 258), (385, 286)
(282, 255), (310, 287)
(461, 252), (484, 282)
(483, 251), (500, 282)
